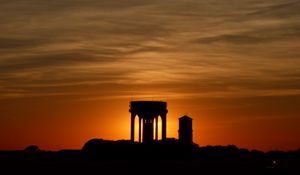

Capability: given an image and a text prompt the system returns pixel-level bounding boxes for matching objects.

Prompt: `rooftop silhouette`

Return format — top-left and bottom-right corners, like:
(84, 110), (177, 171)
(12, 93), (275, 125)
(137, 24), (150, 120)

(130, 101), (168, 143)
(0, 100), (299, 174)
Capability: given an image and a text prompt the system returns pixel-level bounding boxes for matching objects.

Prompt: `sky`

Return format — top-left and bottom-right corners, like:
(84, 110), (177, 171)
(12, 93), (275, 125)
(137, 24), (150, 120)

(0, 0), (300, 151)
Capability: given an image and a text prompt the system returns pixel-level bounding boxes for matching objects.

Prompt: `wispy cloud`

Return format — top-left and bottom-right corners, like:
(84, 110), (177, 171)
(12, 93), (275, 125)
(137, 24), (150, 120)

(0, 0), (299, 101)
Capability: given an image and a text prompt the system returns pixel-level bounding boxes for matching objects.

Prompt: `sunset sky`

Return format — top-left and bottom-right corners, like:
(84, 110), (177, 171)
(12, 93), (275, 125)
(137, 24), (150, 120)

(0, 0), (300, 151)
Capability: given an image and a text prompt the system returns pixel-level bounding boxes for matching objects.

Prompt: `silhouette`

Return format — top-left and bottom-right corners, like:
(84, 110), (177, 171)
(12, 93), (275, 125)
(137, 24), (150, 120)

(129, 101), (167, 143)
(0, 100), (299, 174)
(24, 145), (40, 153)
(2, 143), (300, 174)
(179, 115), (193, 144)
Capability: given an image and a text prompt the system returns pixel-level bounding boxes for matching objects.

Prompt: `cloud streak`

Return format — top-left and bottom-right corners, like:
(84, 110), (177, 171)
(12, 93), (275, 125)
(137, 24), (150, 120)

(0, 0), (299, 101)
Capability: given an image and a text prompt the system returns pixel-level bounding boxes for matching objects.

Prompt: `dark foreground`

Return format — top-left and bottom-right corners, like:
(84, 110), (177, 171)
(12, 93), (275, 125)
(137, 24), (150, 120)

(1, 139), (299, 174)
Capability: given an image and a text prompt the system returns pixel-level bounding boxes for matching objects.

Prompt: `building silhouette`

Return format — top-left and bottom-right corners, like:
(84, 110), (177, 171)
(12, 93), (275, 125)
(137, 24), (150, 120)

(179, 115), (193, 144)
(129, 101), (168, 143)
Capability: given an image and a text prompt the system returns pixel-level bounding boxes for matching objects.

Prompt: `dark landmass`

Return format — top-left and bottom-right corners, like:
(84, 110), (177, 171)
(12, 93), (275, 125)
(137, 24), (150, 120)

(1, 139), (299, 174)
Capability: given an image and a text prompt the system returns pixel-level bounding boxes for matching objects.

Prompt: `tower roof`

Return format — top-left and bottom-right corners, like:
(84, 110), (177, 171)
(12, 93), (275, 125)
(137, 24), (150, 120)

(179, 115), (192, 120)
(129, 101), (168, 115)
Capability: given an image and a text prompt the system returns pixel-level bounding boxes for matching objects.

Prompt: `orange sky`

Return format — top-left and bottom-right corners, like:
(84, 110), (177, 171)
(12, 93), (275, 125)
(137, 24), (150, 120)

(0, 0), (300, 151)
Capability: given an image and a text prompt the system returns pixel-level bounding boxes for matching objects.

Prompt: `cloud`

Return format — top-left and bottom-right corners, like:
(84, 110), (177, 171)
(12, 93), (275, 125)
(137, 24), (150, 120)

(194, 22), (300, 44)
(246, 0), (300, 19)
(0, 0), (299, 101)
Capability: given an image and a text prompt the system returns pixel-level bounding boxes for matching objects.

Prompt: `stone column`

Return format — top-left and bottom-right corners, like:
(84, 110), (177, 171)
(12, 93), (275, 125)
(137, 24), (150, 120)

(131, 113), (135, 141)
(155, 116), (158, 140)
(161, 113), (167, 140)
(139, 116), (142, 143)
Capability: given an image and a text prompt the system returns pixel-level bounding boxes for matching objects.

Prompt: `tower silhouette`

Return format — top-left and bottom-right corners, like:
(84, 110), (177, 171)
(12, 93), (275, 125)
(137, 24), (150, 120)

(129, 101), (168, 143)
(179, 115), (193, 144)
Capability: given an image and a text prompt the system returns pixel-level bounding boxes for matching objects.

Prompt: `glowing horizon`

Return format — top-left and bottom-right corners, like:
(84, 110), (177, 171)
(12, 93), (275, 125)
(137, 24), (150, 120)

(0, 0), (300, 151)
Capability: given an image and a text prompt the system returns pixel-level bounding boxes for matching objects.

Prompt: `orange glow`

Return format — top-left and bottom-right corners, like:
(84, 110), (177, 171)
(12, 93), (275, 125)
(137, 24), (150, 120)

(1, 0), (300, 153)
(0, 97), (300, 151)
(154, 117), (162, 140)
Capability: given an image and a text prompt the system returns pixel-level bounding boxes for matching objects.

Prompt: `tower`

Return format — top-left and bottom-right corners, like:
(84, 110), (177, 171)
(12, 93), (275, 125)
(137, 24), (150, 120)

(129, 101), (168, 143)
(179, 115), (193, 144)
